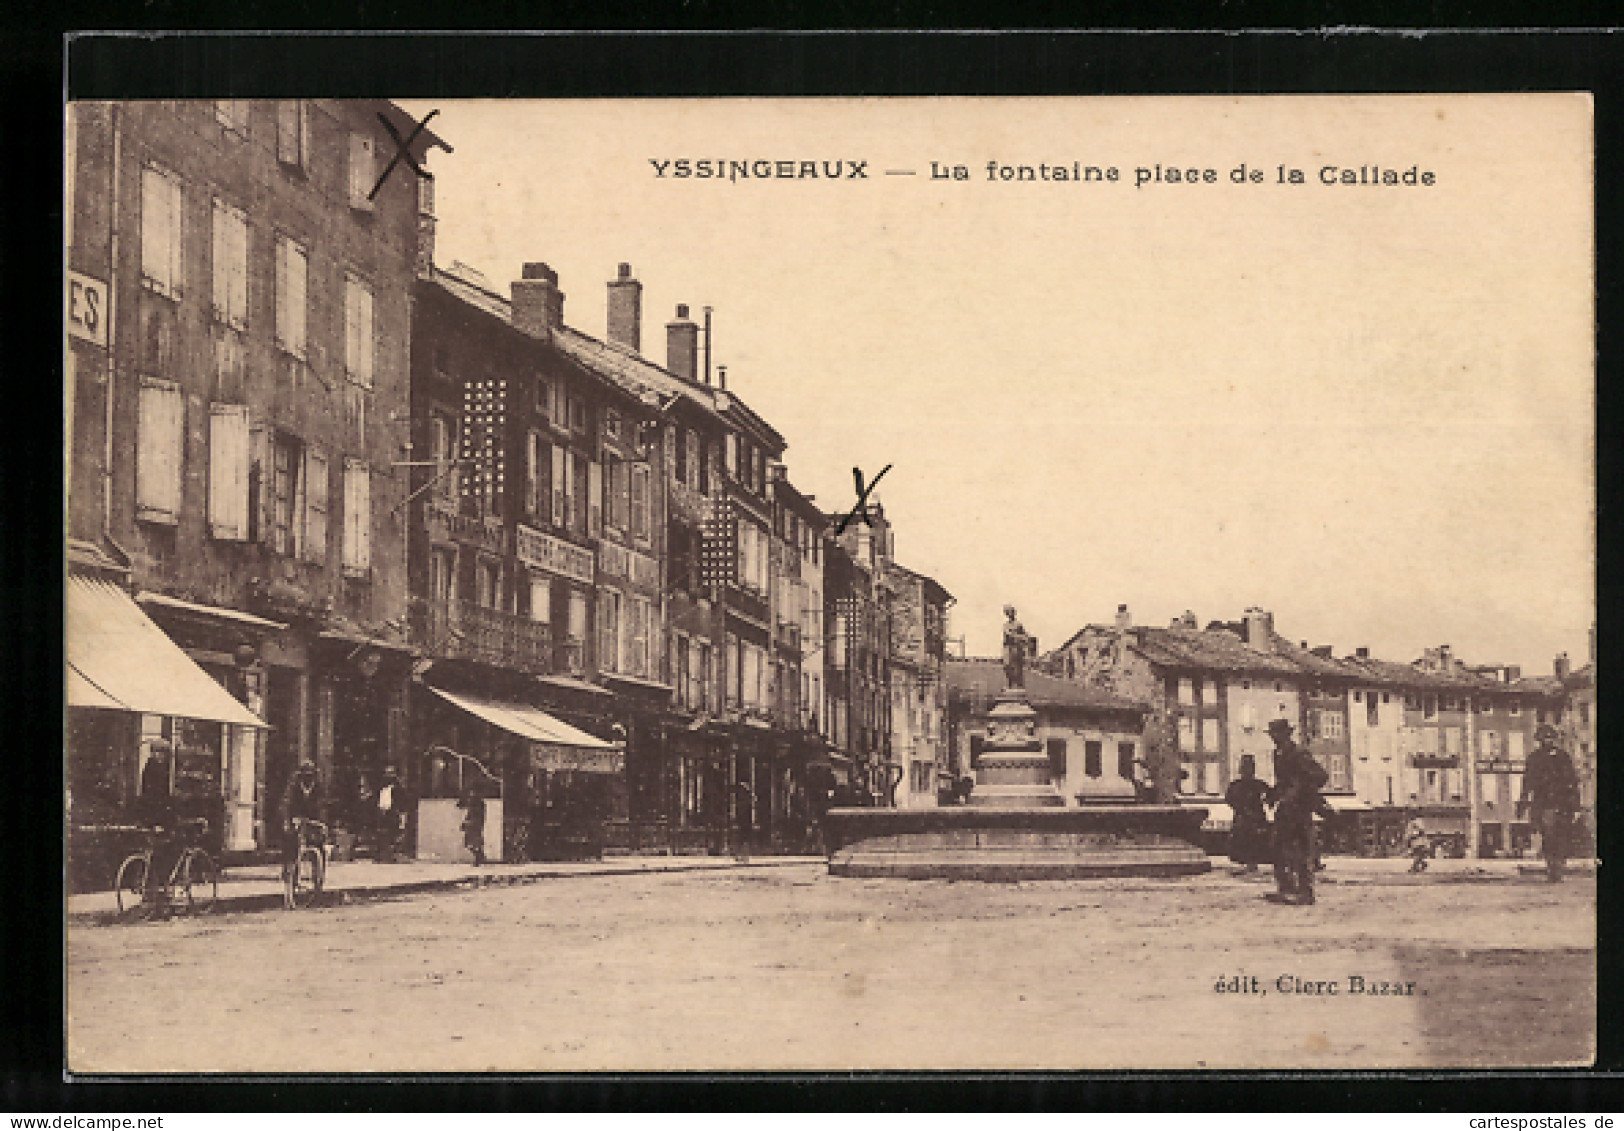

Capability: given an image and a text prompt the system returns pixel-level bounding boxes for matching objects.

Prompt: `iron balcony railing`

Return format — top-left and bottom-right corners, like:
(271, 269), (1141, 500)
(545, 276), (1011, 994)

(413, 596), (583, 676)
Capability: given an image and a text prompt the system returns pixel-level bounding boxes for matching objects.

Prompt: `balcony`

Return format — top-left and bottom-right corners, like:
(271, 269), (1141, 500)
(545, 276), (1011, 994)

(413, 597), (578, 676)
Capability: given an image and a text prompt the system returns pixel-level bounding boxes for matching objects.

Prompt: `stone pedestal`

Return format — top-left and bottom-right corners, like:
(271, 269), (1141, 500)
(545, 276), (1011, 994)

(824, 681), (1211, 880)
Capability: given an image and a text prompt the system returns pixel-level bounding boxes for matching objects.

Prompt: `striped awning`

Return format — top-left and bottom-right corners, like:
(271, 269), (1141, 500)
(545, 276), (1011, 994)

(67, 576), (268, 728)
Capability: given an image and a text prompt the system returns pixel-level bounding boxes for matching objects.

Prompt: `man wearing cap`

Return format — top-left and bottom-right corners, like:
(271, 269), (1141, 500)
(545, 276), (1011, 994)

(1266, 718), (1328, 906)
(1518, 723), (1580, 883)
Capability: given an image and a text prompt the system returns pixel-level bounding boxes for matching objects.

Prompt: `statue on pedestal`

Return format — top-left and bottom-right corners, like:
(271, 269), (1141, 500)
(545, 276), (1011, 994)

(1002, 604), (1033, 690)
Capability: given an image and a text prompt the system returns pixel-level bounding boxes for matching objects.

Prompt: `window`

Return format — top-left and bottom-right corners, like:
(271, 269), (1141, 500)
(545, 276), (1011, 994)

(1443, 726), (1462, 756)
(1353, 690), (1363, 702)
(631, 465), (650, 540)
(1367, 695), (1379, 727)
(136, 379), (184, 524)
(686, 430), (702, 492)
(344, 276), (374, 388)
(1508, 699), (1520, 716)
(598, 589), (621, 673)
(214, 100), (251, 133)
(1424, 695), (1437, 719)
(417, 173), (435, 217)
(604, 410), (624, 443)
(429, 548), (454, 603)
(348, 132), (377, 210)
(1578, 701), (1590, 726)
(568, 396), (586, 433)
(1318, 710), (1344, 740)
(1201, 680), (1218, 706)
(210, 200), (249, 328)
(567, 590), (588, 642)
(725, 433), (738, 476)
(673, 425), (688, 484)
(301, 448), (329, 565)
(1479, 730), (1498, 758)
(526, 431), (547, 517)
(276, 101), (310, 169)
(1507, 730), (1525, 763)
(1382, 692), (1391, 704)
(1084, 740), (1103, 778)
(341, 459), (371, 575)
(1178, 716), (1196, 752)
(274, 236), (308, 359)
(1477, 698), (1492, 714)
(1241, 702), (1257, 730)
(207, 403), (251, 540)
(604, 457), (626, 530)
(140, 166), (183, 298)
(475, 558), (501, 609)
(525, 574), (551, 625)
(1118, 742), (1136, 780)
(268, 433), (301, 555)
(429, 413), (459, 507)
(1177, 677), (1195, 706)
(1201, 718), (1220, 751)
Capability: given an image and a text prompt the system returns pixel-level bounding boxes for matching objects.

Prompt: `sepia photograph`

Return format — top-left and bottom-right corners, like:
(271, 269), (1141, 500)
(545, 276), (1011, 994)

(63, 91), (1595, 1073)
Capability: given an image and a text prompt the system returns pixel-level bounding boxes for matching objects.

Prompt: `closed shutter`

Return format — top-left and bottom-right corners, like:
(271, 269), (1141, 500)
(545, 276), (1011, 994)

(277, 101), (306, 166)
(551, 445), (566, 527)
(302, 448), (329, 564)
(631, 465), (649, 539)
(141, 168), (181, 297)
(137, 379), (183, 522)
(211, 201), (248, 327)
(249, 416), (270, 544)
(343, 459), (371, 574)
(345, 278), (374, 388)
(348, 132), (376, 209)
(588, 459), (603, 538)
(276, 237), (308, 358)
(207, 403), (251, 540)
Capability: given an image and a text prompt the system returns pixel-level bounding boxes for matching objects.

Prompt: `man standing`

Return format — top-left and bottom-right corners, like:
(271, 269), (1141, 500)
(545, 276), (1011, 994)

(459, 786), (488, 866)
(136, 739), (178, 905)
(1266, 719), (1328, 906)
(1518, 723), (1580, 883)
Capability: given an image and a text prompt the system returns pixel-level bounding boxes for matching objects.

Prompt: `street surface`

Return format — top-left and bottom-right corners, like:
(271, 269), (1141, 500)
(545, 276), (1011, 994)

(66, 862), (1594, 1072)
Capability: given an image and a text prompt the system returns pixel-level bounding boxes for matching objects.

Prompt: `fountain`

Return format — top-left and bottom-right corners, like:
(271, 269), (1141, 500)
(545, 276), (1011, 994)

(823, 607), (1211, 880)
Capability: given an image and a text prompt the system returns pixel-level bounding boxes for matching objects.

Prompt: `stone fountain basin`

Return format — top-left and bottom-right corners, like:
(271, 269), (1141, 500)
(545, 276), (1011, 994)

(822, 804), (1213, 881)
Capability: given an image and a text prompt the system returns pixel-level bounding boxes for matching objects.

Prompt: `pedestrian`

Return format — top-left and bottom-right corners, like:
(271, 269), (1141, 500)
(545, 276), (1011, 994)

(1224, 754), (1271, 875)
(459, 785), (487, 866)
(136, 739), (180, 906)
(1265, 719), (1328, 906)
(1405, 815), (1431, 873)
(281, 760), (323, 882)
(1518, 723), (1580, 883)
(376, 766), (405, 863)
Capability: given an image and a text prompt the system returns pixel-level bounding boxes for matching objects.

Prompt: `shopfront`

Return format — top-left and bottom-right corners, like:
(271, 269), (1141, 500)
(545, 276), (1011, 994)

(66, 575), (268, 889)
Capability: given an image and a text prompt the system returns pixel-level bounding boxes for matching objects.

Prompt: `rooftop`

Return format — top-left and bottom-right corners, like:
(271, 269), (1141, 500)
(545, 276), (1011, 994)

(946, 658), (1146, 714)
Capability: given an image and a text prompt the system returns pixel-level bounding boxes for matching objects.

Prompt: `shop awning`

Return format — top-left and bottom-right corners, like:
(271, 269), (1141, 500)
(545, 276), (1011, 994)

(428, 686), (622, 773)
(67, 576), (268, 728)
(1324, 796), (1374, 813)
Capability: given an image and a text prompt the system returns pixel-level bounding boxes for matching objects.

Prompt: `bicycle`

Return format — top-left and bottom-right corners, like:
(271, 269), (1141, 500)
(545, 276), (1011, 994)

(283, 818), (330, 909)
(114, 818), (218, 917)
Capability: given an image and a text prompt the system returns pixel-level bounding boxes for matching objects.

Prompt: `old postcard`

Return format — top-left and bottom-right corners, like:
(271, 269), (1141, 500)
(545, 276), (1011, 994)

(65, 94), (1594, 1072)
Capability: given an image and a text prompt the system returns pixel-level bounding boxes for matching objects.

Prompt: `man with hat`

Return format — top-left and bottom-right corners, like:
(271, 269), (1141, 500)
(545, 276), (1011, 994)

(136, 738), (179, 905)
(1266, 718), (1328, 906)
(1518, 723), (1580, 882)
(281, 759), (324, 881)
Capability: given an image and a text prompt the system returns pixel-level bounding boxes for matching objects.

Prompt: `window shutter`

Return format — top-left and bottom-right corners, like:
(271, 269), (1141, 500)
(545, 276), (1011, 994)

(288, 243), (307, 358)
(588, 460), (603, 538)
(208, 403), (250, 540)
(274, 238), (289, 348)
(349, 132), (376, 209)
(141, 168), (181, 296)
(551, 445), (566, 527)
(277, 102), (300, 164)
(249, 416), (271, 544)
(231, 209), (248, 326)
(289, 443), (307, 560)
(212, 202), (229, 320)
(303, 448), (329, 564)
(137, 379), (182, 522)
(343, 459), (372, 574)
(631, 465), (649, 539)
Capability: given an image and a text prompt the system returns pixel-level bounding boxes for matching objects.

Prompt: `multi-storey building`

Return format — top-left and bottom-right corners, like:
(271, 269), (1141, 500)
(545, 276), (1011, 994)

(883, 561), (953, 809)
(824, 525), (892, 804)
(67, 100), (445, 871)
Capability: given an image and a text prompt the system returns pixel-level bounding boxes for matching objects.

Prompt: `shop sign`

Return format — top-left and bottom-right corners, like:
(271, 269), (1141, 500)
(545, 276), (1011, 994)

(516, 524), (595, 585)
(1475, 758), (1525, 774)
(598, 539), (660, 588)
(531, 742), (624, 774)
(67, 271), (109, 346)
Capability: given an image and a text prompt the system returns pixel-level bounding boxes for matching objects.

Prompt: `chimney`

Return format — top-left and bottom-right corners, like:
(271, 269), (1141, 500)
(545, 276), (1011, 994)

(1505, 665), (1521, 683)
(667, 304), (699, 383)
(717, 364), (728, 391)
(1115, 604), (1131, 630)
(512, 262), (563, 338)
(1243, 607), (1274, 650)
(1555, 652), (1571, 681)
(1355, 646), (1370, 660)
(607, 263), (642, 353)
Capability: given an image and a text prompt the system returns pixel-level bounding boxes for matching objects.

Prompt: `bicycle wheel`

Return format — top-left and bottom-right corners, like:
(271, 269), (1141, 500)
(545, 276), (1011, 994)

(114, 854), (148, 915)
(179, 850), (218, 914)
(287, 847), (323, 909)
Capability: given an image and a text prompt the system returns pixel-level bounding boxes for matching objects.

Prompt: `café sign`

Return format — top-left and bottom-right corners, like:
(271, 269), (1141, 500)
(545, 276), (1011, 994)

(531, 742), (625, 774)
(67, 271), (109, 347)
(516, 524), (595, 585)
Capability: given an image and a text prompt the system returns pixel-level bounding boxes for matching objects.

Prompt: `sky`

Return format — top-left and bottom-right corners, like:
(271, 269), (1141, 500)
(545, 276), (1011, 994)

(397, 96), (1594, 672)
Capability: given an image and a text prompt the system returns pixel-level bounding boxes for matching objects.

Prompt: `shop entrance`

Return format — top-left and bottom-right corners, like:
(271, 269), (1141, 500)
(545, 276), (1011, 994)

(262, 666), (302, 848)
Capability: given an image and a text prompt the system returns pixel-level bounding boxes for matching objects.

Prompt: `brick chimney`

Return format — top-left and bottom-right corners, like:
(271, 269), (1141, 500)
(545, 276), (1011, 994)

(607, 263), (642, 353)
(1555, 652), (1571, 681)
(1115, 604), (1131, 630)
(667, 304), (699, 383)
(1243, 607), (1274, 650)
(512, 263), (564, 338)
(1355, 646), (1370, 660)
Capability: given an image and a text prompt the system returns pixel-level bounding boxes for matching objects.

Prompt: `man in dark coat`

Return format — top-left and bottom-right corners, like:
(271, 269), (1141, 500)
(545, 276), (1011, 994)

(1518, 723), (1581, 882)
(281, 760), (323, 876)
(1266, 719), (1328, 905)
(137, 739), (179, 902)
